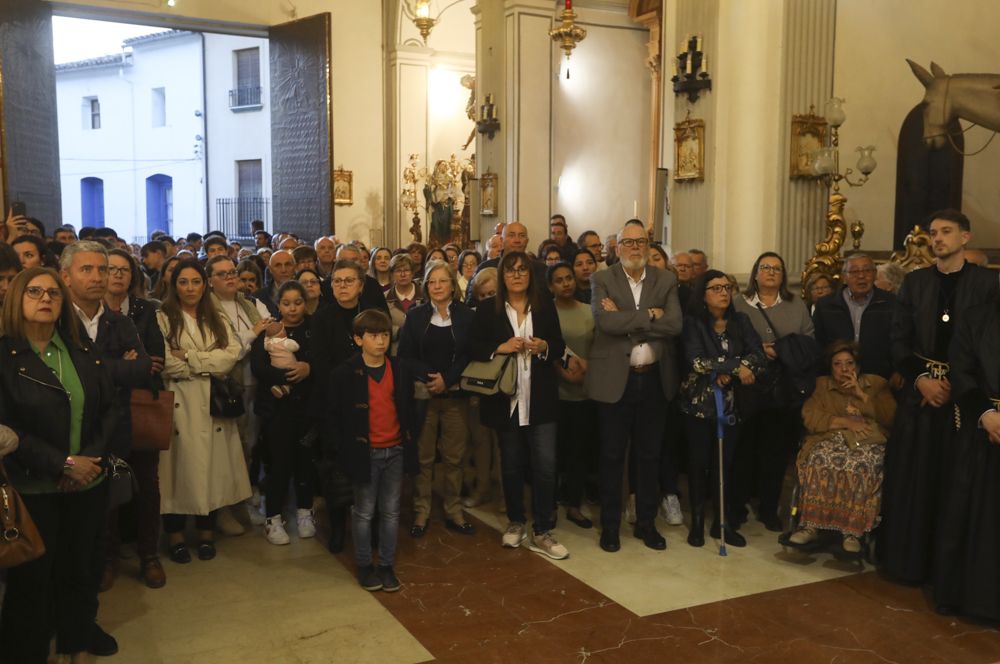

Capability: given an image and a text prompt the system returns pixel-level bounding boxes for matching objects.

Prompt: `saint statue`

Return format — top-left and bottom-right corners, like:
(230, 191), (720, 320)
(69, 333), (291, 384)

(423, 159), (459, 246)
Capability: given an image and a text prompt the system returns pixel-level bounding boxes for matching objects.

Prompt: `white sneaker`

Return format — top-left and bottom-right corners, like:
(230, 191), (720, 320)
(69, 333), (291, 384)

(661, 494), (684, 526)
(527, 531), (569, 560)
(296, 508), (316, 539)
(216, 507), (245, 536)
(265, 516), (290, 545)
(502, 522), (527, 548)
(247, 501), (266, 526)
(624, 494), (637, 525)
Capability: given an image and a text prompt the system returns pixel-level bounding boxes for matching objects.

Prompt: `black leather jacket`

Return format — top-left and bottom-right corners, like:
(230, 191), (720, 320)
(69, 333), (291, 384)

(0, 331), (117, 489)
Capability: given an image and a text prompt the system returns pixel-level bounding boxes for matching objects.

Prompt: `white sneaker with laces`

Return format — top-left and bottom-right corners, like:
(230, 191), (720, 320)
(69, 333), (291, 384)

(297, 508), (316, 539)
(527, 531), (569, 560)
(265, 516), (290, 545)
(502, 522), (527, 548)
(661, 494), (684, 526)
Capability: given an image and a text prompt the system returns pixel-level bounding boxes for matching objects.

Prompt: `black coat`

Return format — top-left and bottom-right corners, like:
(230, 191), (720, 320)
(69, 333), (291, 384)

(321, 354), (418, 484)
(812, 286), (896, 379)
(127, 296), (166, 390)
(396, 300), (473, 388)
(310, 293), (390, 378)
(250, 317), (314, 419)
(0, 332), (118, 488)
(467, 296), (565, 429)
(86, 309), (152, 457)
(891, 263), (998, 383)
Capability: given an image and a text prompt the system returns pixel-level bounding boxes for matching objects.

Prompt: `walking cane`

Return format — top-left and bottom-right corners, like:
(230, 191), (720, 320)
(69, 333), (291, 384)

(712, 375), (728, 557)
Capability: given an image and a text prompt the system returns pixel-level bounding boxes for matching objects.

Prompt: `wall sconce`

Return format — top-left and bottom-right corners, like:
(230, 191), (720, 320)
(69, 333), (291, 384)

(670, 35), (711, 103)
(476, 93), (499, 140)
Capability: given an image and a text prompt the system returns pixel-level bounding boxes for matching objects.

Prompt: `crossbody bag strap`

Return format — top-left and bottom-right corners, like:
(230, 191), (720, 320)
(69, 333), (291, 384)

(755, 303), (783, 340)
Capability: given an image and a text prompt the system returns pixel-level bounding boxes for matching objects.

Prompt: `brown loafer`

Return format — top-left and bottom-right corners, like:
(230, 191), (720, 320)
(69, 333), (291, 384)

(141, 557), (167, 589)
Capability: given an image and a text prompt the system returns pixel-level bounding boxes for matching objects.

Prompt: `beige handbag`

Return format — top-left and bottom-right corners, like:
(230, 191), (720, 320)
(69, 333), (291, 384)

(460, 353), (517, 396)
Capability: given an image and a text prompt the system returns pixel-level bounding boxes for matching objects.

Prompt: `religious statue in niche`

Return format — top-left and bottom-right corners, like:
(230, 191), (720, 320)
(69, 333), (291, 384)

(423, 154), (472, 247)
(673, 113), (705, 181)
(789, 107), (827, 178)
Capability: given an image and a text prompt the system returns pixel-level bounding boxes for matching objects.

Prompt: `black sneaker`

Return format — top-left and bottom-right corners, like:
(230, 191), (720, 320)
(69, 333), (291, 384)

(378, 565), (401, 592)
(358, 564), (383, 592)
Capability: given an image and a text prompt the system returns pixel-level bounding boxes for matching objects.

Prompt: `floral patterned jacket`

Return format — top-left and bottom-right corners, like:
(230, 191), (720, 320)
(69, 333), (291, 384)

(678, 311), (766, 421)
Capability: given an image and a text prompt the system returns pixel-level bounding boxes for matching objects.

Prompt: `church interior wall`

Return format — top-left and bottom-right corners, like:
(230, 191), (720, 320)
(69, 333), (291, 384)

(835, 0), (1000, 250)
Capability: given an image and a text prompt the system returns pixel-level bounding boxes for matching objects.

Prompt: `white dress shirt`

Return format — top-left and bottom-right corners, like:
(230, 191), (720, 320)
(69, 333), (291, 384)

(623, 268), (657, 367)
(74, 302), (106, 343)
(505, 301), (533, 426)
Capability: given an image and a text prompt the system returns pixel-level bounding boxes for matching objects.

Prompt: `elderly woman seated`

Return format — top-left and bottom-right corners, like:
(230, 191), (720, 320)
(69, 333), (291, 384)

(787, 340), (896, 553)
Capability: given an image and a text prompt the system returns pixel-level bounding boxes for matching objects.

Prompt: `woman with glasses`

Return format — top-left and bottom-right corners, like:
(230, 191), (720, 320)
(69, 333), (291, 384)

(398, 260), (476, 537)
(295, 267), (325, 314)
(104, 249), (169, 588)
(386, 254), (423, 355)
(680, 270), (765, 547)
(733, 252), (815, 532)
(0, 268), (117, 662)
(469, 251), (568, 559)
(804, 273), (835, 314)
(158, 260), (249, 563)
(456, 250), (481, 296)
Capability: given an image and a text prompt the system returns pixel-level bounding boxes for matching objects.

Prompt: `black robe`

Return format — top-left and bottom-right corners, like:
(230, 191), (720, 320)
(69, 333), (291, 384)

(879, 262), (998, 584)
(934, 300), (1000, 619)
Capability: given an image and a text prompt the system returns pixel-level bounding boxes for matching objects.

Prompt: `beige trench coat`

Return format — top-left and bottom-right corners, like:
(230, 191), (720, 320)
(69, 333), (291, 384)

(157, 311), (251, 515)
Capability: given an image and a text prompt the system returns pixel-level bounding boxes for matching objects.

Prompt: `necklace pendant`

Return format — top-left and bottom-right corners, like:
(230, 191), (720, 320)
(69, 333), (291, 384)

(941, 312), (951, 323)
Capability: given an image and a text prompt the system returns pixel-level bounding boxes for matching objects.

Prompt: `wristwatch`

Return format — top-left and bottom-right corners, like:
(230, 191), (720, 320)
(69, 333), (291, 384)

(63, 456), (75, 473)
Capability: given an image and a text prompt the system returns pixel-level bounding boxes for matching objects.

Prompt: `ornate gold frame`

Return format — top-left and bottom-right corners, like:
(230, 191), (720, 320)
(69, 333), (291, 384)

(789, 108), (827, 178)
(480, 172), (497, 216)
(333, 168), (353, 206)
(673, 115), (705, 181)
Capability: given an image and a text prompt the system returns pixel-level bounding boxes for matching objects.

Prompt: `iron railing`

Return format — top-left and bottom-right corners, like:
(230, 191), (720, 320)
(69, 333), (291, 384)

(229, 86), (262, 109)
(214, 197), (269, 242)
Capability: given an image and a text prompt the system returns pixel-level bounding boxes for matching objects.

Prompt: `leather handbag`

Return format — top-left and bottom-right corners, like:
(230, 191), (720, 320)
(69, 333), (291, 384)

(210, 375), (246, 418)
(107, 455), (138, 509)
(460, 353), (517, 396)
(0, 462), (46, 569)
(130, 388), (175, 451)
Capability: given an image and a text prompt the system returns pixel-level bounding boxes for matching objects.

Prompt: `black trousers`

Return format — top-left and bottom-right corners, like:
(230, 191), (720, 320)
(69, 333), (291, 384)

(263, 415), (315, 518)
(685, 416), (740, 523)
(733, 406), (801, 521)
(0, 482), (108, 663)
(557, 399), (599, 508)
(599, 370), (667, 530)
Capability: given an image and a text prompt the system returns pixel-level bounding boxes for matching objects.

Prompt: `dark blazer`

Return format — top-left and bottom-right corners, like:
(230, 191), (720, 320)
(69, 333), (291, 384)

(679, 311), (766, 420)
(322, 354), (418, 484)
(396, 300), (473, 388)
(87, 309), (153, 457)
(812, 286), (896, 379)
(250, 317), (314, 419)
(586, 263), (683, 402)
(950, 300), (1000, 419)
(127, 296), (166, 389)
(0, 331), (117, 488)
(891, 263), (999, 383)
(468, 296), (565, 429)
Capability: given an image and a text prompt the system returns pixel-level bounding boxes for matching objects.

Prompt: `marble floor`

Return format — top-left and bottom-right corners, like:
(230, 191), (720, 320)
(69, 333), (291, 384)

(93, 497), (1000, 664)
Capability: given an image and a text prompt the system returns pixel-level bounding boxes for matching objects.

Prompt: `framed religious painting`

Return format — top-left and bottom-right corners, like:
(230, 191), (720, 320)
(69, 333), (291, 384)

(673, 115), (705, 181)
(789, 109), (827, 178)
(333, 168), (353, 205)
(480, 172), (498, 216)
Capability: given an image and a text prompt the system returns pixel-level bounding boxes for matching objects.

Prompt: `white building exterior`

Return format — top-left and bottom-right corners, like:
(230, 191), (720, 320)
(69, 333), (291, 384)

(55, 29), (270, 242)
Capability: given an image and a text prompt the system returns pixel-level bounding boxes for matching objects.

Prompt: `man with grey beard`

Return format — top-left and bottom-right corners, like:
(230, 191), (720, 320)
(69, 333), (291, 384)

(586, 219), (683, 553)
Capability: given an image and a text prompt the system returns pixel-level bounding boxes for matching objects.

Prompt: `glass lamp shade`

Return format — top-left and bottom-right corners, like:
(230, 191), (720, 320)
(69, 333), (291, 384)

(856, 145), (877, 176)
(811, 148), (836, 175)
(825, 97), (847, 128)
(415, 0), (431, 18)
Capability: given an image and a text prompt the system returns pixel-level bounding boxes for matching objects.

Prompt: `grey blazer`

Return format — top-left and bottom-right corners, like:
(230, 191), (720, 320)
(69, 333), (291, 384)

(585, 264), (683, 403)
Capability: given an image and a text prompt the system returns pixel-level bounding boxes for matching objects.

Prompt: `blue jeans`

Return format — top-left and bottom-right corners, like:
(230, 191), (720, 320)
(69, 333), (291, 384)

(351, 445), (403, 568)
(499, 421), (557, 534)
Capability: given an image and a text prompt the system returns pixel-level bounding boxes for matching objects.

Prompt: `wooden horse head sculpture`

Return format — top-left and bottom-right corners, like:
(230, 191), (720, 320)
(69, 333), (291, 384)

(906, 59), (1000, 150)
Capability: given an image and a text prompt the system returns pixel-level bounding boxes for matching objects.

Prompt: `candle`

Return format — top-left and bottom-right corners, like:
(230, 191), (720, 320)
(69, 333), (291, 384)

(490, 104), (496, 120)
(685, 55), (692, 74)
(633, 200), (638, 217)
(701, 53), (708, 75)
(696, 35), (702, 52)
(566, 0), (572, 9)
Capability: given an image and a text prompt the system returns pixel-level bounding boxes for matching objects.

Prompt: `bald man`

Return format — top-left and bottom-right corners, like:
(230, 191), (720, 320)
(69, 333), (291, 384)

(255, 249), (296, 317)
(465, 221), (545, 303)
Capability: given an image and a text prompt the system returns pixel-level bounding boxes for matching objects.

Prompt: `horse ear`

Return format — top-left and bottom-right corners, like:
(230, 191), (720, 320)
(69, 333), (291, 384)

(930, 62), (948, 78)
(906, 59), (934, 87)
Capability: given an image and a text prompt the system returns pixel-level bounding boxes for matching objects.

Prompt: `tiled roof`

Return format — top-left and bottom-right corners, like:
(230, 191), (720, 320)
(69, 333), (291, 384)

(122, 30), (192, 46)
(55, 54), (131, 72)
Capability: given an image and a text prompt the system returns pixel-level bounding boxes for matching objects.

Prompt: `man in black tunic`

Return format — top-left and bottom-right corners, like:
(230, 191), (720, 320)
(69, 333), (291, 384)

(879, 210), (998, 584)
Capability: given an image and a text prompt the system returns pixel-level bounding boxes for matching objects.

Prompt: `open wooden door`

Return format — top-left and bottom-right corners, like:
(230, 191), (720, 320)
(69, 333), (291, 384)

(268, 13), (334, 239)
(0, 0), (62, 223)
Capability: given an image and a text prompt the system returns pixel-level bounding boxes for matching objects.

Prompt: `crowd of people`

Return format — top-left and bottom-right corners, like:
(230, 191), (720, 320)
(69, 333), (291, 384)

(0, 206), (998, 662)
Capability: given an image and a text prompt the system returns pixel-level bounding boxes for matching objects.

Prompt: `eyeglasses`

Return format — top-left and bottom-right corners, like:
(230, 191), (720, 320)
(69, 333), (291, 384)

(25, 286), (63, 300)
(108, 266), (130, 276)
(213, 269), (239, 279)
(706, 284), (734, 294)
(505, 266), (530, 276)
(393, 268), (412, 276)
(619, 238), (649, 249)
(845, 267), (876, 276)
(758, 264), (784, 274)
(298, 278), (320, 287)
(332, 277), (359, 286)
